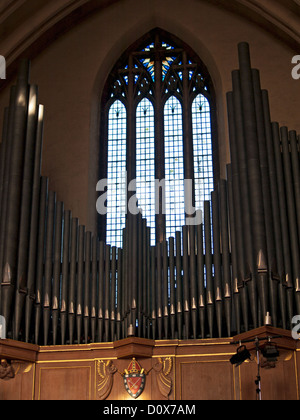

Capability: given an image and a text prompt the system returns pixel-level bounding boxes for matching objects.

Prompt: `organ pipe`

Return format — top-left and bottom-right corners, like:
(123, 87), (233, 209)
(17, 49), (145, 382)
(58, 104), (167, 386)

(0, 42), (299, 345)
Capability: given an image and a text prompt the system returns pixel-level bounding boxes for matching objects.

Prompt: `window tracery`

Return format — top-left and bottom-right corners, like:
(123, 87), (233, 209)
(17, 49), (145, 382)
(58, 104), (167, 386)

(100, 29), (217, 246)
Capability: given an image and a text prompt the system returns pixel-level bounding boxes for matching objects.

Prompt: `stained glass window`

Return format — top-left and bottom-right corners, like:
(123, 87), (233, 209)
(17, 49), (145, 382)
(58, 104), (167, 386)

(101, 29), (217, 245)
(136, 98), (156, 244)
(106, 100), (127, 248)
(192, 94), (214, 218)
(164, 96), (185, 240)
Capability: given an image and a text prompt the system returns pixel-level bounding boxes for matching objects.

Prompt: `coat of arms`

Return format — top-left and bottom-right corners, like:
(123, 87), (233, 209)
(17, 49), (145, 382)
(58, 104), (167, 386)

(123, 358), (146, 399)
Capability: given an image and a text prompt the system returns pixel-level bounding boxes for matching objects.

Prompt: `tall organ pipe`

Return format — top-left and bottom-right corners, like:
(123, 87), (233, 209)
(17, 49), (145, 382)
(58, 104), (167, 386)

(182, 225), (190, 339)
(272, 123), (294, 325)
(231, 69), (257, 328)
(252, 69), (274, 323)
(98, 241), (105, 342)
(110, 246), (117, 342)
(262, 90), (286, 327)
(84, 231), (92, 344)
(219, 179), (232, 336)
(104, 244), (111, 342)
(60, 210), (71, 345)
(43, 191), (56, 346)
(175, 231), (183, 339)
(169, 236), (176, 339)
(196, 223), (205, 338)
(76, 225), (85, 343)
(188, 225), (198, 339)
(0, 88), (16, 291)
(91, 236), (98, 343)
(52, 201), (63, 345)
(34, 176), (48, 344)
(116, 248), (122, 341)
(212, 190), (222, 338)
(204, 201), (214, 337)
(156, 242), (163, 340)
(68, 217), (78, 344)
(280, 127), (300, 313)
(162, 240), (169, 339)
(226, 165), (241, 334)
(14, 85), (39, 340)
(2, 60), (30, 329)
(0, 107), (9, 310)
(25, 104), (44, 342)
(289, 130), (300, 242)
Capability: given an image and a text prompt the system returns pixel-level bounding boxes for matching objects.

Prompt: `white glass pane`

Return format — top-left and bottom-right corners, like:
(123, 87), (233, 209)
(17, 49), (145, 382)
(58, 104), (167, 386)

(136, 98), (156, 245)
(164, 96), (185, 240)
(192, 94), (214, 217)
(107, 100), (127, 248)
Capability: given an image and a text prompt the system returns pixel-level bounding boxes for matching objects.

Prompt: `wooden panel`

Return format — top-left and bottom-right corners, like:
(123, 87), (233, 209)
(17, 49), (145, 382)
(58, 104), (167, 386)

(0, 331), (298, 400)
(178, 359), (234, 400)
(36, 365), (92, 400)
(239, 352), (299, 400)
(0, 362), (35, 400)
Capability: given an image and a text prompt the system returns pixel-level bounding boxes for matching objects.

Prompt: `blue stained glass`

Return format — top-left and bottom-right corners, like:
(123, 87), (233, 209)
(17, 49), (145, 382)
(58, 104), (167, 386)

(142, 42), (155, 52)
(139, 57), (155, 81)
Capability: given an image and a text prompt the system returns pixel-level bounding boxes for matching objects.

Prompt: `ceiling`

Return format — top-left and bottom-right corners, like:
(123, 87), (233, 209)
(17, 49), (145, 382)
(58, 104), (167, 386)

(0, 0), (300, 86)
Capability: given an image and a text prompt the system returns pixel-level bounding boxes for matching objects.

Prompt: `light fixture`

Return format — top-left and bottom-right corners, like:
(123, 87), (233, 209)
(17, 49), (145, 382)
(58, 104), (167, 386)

(260, 340), (279, 365)
(230, 345), (251, 367)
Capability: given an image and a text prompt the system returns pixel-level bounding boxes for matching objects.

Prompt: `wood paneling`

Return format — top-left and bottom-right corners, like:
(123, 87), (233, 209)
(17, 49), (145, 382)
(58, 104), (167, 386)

(0, 330), (299, 400)
(36, 364), (92, 400)
(178, 360), (234, 400)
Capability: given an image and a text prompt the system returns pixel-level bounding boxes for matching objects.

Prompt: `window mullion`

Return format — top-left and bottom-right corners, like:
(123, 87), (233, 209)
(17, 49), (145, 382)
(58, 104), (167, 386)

(154, 36), (166, 244)
(182, 51), (195, 219)
(127, 54), (136, 188)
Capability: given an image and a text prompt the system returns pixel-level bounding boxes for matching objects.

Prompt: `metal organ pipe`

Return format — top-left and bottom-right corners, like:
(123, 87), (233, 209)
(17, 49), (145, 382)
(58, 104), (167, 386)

(0, 43), (299, 345)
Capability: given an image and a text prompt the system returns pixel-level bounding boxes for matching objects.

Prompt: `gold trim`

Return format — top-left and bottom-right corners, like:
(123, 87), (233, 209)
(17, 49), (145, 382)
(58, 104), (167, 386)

(39, 345), (114, 352)
(175, 352), (235, 358)
(294, 352), (299, 400)
(239, 365), (242, 400)
(152, 352), (235, 359)
(155, 343), (179, 347)
(232, 365), (236, 401)
(177, 342), (232, 347)
(36, 357), (117, 364)
(32, 363), (36, 400)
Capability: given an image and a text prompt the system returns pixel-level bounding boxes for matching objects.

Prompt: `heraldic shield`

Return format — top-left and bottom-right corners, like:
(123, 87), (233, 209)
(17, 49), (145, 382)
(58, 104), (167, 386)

(123, 358), (146, 399)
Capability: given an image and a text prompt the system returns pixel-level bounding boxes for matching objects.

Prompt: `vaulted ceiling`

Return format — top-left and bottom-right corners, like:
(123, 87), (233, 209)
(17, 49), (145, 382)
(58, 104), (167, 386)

(0, 0), (300, 84)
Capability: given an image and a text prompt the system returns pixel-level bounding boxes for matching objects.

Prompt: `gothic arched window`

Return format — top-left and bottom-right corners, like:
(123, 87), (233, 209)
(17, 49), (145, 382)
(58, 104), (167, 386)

(99, 29), (218, 246)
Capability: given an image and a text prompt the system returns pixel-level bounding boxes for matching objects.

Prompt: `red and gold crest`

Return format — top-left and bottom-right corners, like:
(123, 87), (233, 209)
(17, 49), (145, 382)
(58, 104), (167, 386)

(123, 358), (146, 399)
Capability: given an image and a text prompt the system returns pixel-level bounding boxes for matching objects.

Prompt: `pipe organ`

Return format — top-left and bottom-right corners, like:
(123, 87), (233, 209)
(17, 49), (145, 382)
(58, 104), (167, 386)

(0, 42), (299, 348)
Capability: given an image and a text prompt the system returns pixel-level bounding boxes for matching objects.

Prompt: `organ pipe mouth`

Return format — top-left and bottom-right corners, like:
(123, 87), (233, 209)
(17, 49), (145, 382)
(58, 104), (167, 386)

(127, 324), (134, 337)
(264, 312), (272, 326)
(38, 104), (44, 122)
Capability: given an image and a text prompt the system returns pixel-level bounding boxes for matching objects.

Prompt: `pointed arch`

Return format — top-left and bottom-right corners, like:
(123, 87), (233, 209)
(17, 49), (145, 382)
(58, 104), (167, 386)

(99, 28), (218, 244)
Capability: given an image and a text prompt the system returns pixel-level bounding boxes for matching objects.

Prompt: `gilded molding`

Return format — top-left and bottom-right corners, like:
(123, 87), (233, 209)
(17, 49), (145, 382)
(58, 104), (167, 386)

(96, 359), (117, 400)
(153, 357), (173, 399)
